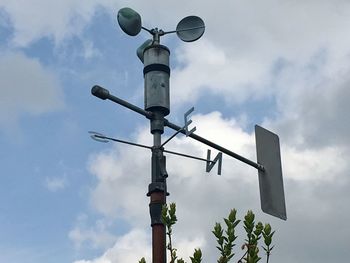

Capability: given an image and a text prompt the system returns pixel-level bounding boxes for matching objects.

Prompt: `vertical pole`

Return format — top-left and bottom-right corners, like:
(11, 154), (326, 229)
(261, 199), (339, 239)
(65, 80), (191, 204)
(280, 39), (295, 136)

(143, 42), (171, 263)
(148, 127), (167, 263)
(150, 191), (166, 263)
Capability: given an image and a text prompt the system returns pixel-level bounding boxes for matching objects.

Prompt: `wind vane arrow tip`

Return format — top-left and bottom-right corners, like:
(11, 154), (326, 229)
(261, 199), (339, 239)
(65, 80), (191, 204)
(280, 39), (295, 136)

(88, 131), (109, 143)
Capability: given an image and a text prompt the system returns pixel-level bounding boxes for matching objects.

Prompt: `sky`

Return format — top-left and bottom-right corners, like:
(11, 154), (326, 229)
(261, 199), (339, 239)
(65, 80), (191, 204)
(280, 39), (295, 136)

(1, 0), (350, 262)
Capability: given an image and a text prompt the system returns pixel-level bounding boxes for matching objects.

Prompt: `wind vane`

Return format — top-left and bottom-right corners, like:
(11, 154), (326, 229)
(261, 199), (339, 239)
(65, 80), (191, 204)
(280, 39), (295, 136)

(90, 7), (286, 263)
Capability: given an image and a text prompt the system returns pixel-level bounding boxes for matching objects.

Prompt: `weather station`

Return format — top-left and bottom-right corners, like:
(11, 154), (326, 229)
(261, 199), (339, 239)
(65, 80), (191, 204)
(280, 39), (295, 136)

(90, 7), (286, 263)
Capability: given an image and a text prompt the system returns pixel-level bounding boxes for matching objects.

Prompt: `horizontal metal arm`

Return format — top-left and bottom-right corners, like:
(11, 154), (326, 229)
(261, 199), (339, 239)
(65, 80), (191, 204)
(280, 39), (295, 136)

(164, 119), (265, 172)
(90, 133), (214, 164)
(91, 85), (153, 119)
(95, 134), (153, 150)
(163, 149), (213, 163)
(163, 26), (206, 35)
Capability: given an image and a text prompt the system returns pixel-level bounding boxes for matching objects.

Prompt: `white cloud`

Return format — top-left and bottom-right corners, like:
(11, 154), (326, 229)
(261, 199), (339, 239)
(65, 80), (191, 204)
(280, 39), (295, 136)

(81, 39), (102, 59)
(0, 51), (64, 128)
(69, 215), (117, 250)
(44, 176), (67, 192)
(282, 145), (348, 181)
(72, 228), (151, 263)
(267, 60), (350, 148)
(167, 0), (350, 120)
(0, 0), (112, 47)
(171, 40), (269, 106)
(87, 144), (151, 222)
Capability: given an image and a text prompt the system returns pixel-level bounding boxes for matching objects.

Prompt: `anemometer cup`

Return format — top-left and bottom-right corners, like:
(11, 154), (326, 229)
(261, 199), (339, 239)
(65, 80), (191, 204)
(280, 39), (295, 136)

(117, 7), (142, 36)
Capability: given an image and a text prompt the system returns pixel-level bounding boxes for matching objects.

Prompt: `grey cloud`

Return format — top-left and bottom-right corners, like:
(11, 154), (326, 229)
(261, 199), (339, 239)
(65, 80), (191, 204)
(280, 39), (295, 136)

(0, 52), (64, 128)
(293, 76), (350, 148)
(273, 175), (350, 263)
(269, 54), (350, 150)
(0, 1), (105, 46)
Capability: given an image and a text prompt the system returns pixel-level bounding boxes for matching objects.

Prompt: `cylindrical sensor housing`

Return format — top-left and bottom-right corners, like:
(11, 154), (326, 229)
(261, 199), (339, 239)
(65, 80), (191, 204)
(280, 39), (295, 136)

(143, 45), (170, 116)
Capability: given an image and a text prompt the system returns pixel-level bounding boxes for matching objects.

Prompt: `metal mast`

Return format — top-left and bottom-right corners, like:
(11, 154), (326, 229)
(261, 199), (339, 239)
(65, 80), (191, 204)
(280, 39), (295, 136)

(144, 34), (171, 263)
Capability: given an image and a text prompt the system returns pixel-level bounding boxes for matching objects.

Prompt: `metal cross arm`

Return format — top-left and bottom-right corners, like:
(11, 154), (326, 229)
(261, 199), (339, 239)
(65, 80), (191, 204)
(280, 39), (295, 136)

(164, 120), (265, 172)
(91, 85), (265, 173)
(91, 85), (153, 119)
(89, 131), (216, 165)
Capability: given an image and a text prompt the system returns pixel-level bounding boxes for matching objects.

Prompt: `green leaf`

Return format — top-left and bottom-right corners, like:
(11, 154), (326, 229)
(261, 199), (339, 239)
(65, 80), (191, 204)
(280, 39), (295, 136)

(228, 209), (237, 222)
(224, 218), (232, 228)
(218, 237), (224, 246)
(245, 210), (255, 223)
(216, 246), (223, 252)
(265, 236), (272, 246)
(263, 224), (271, 235)
(213, 223), (223, 239)
(254, 222), (263, 236)
(190, 249), (203, 263)
(233, 220), (241, 228)
(161, 204), (168, 224)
